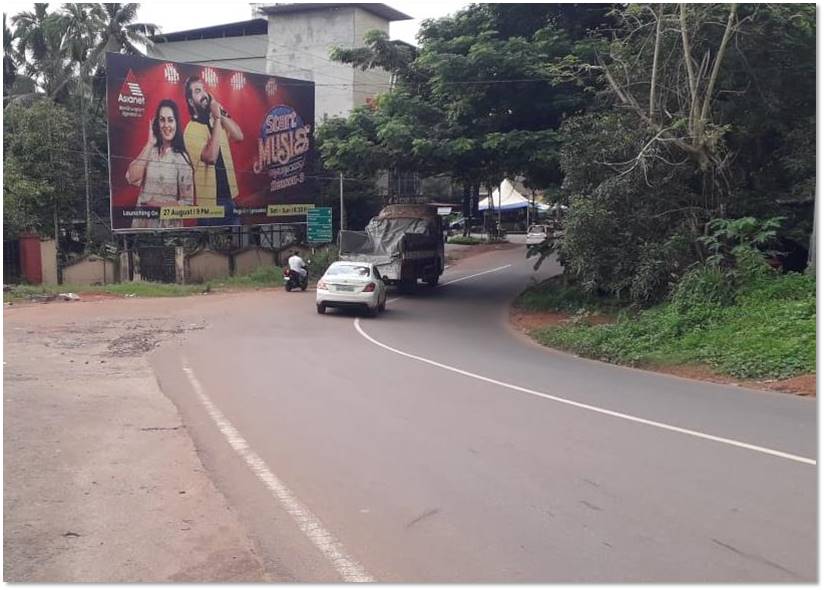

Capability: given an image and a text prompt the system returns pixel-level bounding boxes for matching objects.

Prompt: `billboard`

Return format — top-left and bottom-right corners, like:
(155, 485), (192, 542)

(106, 53), (316, 232)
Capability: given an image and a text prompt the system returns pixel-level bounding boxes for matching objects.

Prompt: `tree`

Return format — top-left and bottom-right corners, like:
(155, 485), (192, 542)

(3, 155), (54, 239)
(8, 3), (158, 252)
(11, 4), (76, 102)
(4, 100), (85, 267)
(3, 13), (18, 101)
(321, 4), (611, 233)
(547, 4), (816, 301)
(87, 4), (157, 99)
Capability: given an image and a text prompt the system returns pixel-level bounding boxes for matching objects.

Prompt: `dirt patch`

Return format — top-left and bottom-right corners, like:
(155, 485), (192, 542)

(761, 374), (816, 397)
(4, 304), (266, 581)
(447, 241), (520, 264)
(646, 363), (816, 398)
(73, 292), (127, 302)
(509, 307), (613, 332)
(510, 307), (815, 397)
(510, 309), (570, 331)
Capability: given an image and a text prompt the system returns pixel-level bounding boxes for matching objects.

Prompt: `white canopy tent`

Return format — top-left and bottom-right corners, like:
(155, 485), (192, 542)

(478, 179), (550, 212)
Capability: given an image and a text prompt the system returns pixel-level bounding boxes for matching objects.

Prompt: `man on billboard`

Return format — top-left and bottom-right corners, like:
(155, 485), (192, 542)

(183, 75), (245, 223)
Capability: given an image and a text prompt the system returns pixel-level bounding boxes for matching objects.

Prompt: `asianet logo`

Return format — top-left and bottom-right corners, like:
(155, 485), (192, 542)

(118, 70), (145, 105)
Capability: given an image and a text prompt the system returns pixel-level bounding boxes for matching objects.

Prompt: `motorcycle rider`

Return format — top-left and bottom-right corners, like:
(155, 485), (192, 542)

(287, 250), (308, 281)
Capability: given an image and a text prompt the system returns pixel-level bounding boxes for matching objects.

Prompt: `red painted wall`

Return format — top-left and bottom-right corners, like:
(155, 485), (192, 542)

(19, 233), (42, 284)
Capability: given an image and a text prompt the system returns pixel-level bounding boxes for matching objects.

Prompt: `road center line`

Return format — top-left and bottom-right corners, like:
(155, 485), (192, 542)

(440, 264), (512, 287)
(353, 265), (815, 466)
(181, 359), (374, 582)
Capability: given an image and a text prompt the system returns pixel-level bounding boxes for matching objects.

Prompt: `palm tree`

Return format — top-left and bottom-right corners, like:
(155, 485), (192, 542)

(9, 3), (158, 250)
(11, 5), (76, 102)
(64, 4), (158, 249)
(58, 4), (106, 250)
(3, 13), (18, 101)
(90, 4), (156, 63)
(60, 4), (104, 68)
(86, 4), (157, 101)
(10, 4), (49, 65)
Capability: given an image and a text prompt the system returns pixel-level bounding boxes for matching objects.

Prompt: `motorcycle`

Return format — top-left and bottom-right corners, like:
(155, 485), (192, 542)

(283, 262), (310, 292)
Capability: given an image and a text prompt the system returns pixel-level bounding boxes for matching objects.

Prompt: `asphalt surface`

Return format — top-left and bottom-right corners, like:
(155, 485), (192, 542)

(149, 243), (817, 582)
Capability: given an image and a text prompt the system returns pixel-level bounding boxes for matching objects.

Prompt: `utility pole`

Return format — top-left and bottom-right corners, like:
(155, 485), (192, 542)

(497, 183), (502, 230)
(339, 172), (345, 233)
(527, 189), (533, 228)
(80, 70), (92, 252)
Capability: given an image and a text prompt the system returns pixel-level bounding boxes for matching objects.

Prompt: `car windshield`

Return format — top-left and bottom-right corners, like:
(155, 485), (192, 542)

(326, 265), (371, 278)
(528, 225), (546, 234)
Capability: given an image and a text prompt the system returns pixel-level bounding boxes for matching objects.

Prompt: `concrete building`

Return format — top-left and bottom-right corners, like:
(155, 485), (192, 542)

(148, 3), (412, 122)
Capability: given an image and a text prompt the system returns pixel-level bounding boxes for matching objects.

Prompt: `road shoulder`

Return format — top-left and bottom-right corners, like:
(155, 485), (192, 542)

(4, 309), (268, 581)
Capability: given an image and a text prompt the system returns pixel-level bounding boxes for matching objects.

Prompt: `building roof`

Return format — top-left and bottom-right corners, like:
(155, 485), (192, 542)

(152, 19), (268, 43)
(257, 3), (412, 21)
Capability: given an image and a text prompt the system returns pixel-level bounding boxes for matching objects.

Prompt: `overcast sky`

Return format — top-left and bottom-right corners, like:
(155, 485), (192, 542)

(5, 2), (471, 46)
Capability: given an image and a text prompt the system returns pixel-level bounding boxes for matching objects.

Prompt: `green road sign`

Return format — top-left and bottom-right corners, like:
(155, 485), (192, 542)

(307, 207), (333, 243)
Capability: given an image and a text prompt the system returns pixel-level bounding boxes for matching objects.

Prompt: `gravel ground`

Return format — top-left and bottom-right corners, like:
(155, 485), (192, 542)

(4, 297), (269, 582)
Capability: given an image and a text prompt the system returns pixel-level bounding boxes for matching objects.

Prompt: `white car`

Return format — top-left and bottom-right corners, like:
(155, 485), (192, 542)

(316, 261), (388, 316)
(526, 224), (549, 246)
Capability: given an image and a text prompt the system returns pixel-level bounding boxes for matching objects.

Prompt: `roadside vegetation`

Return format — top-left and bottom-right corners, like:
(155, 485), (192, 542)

(447, 236), (508, 246)
(517, 221), (815, 380)
(3, 245), (344, 303)
(306, 245), (340, 276)
(4, 267), (285, 302)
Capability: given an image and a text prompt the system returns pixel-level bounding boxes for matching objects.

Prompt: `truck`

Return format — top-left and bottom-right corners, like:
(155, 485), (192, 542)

(339, 204), (445, 291)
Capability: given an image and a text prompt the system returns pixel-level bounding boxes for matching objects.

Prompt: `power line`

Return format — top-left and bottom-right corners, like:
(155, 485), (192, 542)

(106, 70), (555, 89)
(140, 34), (557, 88)
(150, 35), (361, 87)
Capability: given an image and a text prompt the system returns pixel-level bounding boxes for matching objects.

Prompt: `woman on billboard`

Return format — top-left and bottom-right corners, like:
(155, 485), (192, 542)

(126, 99), (195, 229)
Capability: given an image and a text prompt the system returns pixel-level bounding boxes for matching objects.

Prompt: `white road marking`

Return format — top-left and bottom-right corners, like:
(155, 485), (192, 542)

(181, 360), (374, 582)
(354, 267), (816, 467)
(439, 264), (511, 287)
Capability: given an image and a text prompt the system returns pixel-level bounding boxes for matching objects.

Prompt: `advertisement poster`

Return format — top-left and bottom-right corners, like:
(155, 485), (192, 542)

(106, 53), (315, 232)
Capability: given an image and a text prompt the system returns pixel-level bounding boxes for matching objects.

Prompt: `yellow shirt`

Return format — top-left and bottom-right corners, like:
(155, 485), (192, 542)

(183, 119), (239, 208)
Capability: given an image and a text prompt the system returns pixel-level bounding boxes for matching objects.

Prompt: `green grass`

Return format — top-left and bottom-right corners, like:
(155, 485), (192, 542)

(4, 265), (286, 302)
(447, 236), (485, 245)
(207, 265), (284, 290)
(447, 235), (508, 245)
(4, 246), (346, 303)
(522, 271), (815, 380)
(515, 275), (626, 314)
(4, 281), (207, 301)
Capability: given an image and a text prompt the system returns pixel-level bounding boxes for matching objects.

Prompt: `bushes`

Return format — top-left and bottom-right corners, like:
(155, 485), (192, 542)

(448, 236), (508, 245)
(448, 236), (485, 245)
(528, 261), (816, 380)
(307, 246), (340, 277)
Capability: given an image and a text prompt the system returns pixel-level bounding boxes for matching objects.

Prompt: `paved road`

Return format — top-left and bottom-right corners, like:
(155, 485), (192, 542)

(150, 244), (817, 582)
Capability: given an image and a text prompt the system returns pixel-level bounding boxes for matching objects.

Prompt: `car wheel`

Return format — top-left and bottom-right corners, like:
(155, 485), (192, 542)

(378, 297), (386, 312)
(316, 303), (326, 314)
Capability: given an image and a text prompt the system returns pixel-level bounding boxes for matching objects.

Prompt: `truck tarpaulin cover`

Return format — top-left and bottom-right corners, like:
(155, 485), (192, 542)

(339, 218), (436, 265)
(106, 53), (315, 231)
